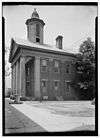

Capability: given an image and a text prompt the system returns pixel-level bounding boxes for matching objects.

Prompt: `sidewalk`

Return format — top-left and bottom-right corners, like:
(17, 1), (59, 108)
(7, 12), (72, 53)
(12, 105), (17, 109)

(5, 99), (46, 134)
(11, 100), (95, 132)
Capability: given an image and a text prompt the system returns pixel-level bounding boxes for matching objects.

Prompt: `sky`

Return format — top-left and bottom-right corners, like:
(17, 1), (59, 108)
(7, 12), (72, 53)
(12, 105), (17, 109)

(3, 5), (97, 52)
(2, 5), (97, 88)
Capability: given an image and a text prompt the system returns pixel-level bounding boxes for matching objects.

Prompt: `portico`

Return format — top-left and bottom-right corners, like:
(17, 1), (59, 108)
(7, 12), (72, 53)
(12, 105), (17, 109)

(11, 55), (41, 99)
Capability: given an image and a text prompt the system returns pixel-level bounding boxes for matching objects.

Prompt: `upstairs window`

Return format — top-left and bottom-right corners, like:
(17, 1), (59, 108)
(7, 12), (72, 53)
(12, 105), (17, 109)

(66, 64), (70, 73)
(36, 24), (40, 37)
(41, 59), (47, 72)
(65, 81), (70, 92)
(54, 60), (59, 73)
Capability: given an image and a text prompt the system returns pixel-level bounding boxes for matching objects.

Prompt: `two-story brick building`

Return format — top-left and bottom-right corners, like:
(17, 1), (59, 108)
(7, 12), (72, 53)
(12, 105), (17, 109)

(9, 9), (78, 100)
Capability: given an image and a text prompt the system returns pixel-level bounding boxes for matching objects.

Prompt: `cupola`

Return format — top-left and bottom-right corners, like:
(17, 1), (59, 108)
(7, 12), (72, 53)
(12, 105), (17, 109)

(31, 8), (39, 19)
(26, 8), (45, 44)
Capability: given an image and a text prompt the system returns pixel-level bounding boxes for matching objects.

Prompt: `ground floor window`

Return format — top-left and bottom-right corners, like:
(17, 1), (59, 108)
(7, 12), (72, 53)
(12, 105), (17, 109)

(65, 81), (70, 92)
(54, 80), (59, 90)
(41, 79), (47, 93)
(41, 80), (46, 87)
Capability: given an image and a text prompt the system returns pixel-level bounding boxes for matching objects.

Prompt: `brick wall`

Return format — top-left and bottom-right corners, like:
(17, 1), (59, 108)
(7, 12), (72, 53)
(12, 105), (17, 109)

(40, 56), (78, 100)
(22, 48), (78, 100)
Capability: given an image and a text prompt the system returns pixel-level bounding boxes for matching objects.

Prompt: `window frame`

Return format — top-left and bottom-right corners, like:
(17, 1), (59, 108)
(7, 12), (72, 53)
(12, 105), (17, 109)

(54, 80), (59, 90)
(41, 79), (48, 93)
(54, 60), (59, 73)
(65, 81), (70, 92)
(41, 80), (46, 87)
(66, 64), (70, 74)
(36, 23), (40, 37)
(41, 59), (48, 72)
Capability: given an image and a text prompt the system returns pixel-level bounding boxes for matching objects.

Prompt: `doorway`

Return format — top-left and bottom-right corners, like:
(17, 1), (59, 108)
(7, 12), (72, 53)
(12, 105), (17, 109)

(25, 58), (34, 97)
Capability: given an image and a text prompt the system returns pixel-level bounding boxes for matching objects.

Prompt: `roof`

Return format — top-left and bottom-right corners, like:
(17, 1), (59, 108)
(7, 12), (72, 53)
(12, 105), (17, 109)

(26, 18), (45, 26)
(31, 8), (39, 19)
(9, 37), (76, 63)
(13, 37), (76, 56)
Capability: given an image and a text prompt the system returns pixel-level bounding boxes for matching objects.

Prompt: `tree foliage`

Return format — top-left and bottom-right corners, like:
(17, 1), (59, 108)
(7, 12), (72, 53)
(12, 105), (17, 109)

(5, 46), (11, 77)
(75, 37), (95, 99)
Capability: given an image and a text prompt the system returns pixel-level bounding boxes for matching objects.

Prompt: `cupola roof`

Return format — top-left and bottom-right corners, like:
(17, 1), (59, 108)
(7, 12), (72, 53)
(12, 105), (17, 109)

(31, 8), (39, 19)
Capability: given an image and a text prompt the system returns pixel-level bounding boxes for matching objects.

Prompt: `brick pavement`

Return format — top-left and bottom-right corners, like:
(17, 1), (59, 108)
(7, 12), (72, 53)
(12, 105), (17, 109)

(5, 99), (46, 134)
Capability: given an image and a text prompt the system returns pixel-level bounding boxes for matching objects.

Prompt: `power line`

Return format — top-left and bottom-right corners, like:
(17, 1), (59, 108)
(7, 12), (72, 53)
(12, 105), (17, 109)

(69, 35), (89, 48)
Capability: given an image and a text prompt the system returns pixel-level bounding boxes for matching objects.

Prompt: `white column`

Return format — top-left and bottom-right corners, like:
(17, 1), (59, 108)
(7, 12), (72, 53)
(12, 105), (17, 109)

(13, 64), (16, 95)
(19, 56), (26, 97)
(16, 61), (19, 94)
(34, 56), (41, 98)
(11, 66), (13, 95)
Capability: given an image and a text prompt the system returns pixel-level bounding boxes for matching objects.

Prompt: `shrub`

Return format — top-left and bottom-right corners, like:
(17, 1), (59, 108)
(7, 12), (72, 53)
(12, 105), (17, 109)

(20, 97), (31, 101)
(5, 88), (12, 98)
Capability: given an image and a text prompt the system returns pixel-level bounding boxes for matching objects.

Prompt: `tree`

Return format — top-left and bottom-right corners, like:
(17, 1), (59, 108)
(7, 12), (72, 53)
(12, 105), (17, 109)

(75, 37), (95, 100)
(5, 46), (11, 77)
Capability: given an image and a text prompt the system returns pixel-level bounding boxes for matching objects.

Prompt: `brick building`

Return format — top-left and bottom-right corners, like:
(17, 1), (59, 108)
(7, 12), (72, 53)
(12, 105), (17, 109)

(9, 9), (78, 100)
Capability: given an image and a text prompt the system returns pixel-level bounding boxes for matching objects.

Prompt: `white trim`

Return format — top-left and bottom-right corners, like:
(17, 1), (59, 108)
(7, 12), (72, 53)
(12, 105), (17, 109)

(41, 79), (48, 81)
(65, 80), (71, 83)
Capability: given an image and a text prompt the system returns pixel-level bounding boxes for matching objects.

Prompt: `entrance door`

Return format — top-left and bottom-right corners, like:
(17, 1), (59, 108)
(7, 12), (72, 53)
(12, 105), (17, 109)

(26, 63), (31, 97)
(25, 59), (34, 97)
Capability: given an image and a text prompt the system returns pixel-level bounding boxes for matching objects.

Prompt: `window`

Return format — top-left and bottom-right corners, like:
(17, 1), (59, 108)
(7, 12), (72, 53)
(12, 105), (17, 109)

(41, 59), (47, 72)
(65, 81), (70, 92)
(41, 80), (47, 93)
(36, 24), (40, 37)
(54, 80), (59, 90)
(27, 67), (30, 76)
(66, 64), (70, 73)
(42, 60), (47, 66)
(26, 66), (30, 82)
(27, 26), (29, 37)
(55, 61), (59, 68)
(41, 80), (46, 87)
(54, 60), (59, 73)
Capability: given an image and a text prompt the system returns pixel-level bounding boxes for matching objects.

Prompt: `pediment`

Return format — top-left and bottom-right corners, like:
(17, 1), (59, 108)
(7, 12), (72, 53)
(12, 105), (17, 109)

(9, 38), (19, 63)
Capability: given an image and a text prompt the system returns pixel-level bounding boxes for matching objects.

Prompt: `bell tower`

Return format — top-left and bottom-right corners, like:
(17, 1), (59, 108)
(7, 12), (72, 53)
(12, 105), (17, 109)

(26, 8), (45, 44)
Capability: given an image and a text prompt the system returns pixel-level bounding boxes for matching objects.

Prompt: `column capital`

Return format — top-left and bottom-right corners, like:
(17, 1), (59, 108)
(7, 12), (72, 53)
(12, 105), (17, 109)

(20, 56), (26, 59)
(35, 56), (40, 60)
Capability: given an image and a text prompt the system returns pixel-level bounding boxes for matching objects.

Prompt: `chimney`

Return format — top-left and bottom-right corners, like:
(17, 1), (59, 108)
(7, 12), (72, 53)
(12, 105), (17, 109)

(56, 35), (63, 49)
